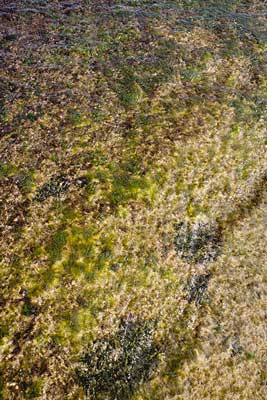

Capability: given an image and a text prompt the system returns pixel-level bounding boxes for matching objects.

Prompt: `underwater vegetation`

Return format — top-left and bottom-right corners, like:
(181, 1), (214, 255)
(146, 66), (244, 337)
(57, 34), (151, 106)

(186, 273), (212, 306)
(0, 1), (267, 399)
(77, 316), (159, 400)
(174, 219), (222, 264)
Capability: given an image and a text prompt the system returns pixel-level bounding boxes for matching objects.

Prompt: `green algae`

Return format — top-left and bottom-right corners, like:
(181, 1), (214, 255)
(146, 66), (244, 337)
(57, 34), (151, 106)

(46, 228), (68, 264)
(0, 164), (17, 179)
(0, 1), (267, 399)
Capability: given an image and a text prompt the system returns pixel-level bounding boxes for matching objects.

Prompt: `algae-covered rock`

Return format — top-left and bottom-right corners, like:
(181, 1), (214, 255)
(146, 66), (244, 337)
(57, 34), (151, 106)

(77, 316), (159, 399)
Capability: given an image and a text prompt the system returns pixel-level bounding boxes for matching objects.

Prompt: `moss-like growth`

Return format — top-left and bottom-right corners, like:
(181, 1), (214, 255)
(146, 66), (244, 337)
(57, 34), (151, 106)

(1, 1), (267, 398)
(230, 336), (244, 357)
(15, 173), (34, 194)
(0, 163), (17, 179)
(46, 228), (68, 264)
(174, 219), (222, 264)
(0, 370), (3, 400)
(187, 273), (212, 306)
(20, 379), (43, 399)
(21, 302), (36, 317)
(77, 316), (159, 399)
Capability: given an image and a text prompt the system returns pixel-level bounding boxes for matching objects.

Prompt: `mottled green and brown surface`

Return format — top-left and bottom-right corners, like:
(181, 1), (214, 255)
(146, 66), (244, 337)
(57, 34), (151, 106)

(0, 1), (267, 399)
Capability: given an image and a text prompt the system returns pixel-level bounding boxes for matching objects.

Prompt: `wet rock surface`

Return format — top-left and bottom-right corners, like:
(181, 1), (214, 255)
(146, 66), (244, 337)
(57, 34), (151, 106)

(77, 316), (159, 400)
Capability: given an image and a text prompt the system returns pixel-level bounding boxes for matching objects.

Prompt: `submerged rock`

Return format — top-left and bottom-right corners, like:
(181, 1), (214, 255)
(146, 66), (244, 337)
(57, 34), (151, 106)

(77, 315), (159, 399)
